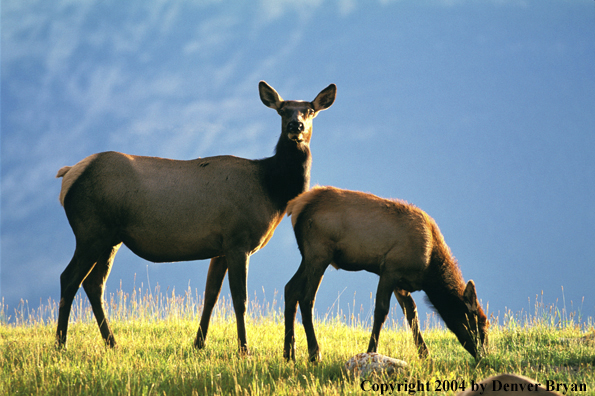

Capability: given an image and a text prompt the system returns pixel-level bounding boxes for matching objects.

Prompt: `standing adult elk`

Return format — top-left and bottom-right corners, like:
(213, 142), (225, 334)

(284, 186), (488, 362)
(55, 81), (336, 352)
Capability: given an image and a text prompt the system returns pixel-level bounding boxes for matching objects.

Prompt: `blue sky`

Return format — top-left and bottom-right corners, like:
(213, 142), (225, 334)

(2, 0), (594, 332)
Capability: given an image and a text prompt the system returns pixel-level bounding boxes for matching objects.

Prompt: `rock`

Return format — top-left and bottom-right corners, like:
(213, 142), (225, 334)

(345, 352), (408, 377)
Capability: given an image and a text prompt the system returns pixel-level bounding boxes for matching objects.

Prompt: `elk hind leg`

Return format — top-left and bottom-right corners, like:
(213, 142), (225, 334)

(56, 243), (105, 348)
(82, 244), (121, 348)
(394, 288), (429, 358)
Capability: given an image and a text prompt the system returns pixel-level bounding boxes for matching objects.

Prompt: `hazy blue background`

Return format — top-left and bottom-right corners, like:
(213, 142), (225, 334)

(2, 0), (594, 336)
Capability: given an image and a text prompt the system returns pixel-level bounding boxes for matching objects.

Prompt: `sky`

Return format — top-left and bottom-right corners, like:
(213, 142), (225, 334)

(2, 0), (595, 337)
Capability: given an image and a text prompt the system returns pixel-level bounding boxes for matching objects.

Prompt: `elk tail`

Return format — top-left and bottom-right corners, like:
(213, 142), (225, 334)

(56, 166), (72, 178)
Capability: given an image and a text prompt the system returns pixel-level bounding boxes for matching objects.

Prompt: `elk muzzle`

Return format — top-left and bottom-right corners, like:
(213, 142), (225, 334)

(287, 121), (305, 141)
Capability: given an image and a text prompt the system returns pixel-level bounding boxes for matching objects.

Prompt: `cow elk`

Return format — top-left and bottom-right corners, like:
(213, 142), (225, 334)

(55, 81), (336, 353)
(284, 186), (488, 362)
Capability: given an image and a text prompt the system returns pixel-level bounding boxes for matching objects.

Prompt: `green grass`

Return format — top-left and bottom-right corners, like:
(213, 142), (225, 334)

(1, 286), (594, 395)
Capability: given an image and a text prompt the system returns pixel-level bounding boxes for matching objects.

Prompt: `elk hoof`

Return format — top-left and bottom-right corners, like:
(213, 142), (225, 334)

(194, 338), (206, 350)
(238, 345), (250, 357)
(308, 350), (322, 363)
(283, 349), (296, 362)
(104, 337), (117, 349)
(418, 346), (431, 360)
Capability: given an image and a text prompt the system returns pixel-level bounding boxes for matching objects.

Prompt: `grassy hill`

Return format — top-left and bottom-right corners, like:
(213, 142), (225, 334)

(1, 286), (593, 395)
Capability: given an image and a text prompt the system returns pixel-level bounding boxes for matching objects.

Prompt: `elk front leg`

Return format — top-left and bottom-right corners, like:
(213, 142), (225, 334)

(226, 251), (250, 355)
(394, 288), (430, 359)
(283, 261), (307, 361)
(299, 263), (326, 362)
(195, 256), (228, 349)
(367, 275), (394, 353)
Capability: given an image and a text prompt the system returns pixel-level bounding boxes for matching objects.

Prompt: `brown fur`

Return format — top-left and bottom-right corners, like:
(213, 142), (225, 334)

(55, 82), (336, 352)
(57, 153), (99, 207)
(284, 186), (488, 362)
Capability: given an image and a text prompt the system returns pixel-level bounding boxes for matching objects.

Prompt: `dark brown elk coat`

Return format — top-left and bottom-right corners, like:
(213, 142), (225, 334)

(55, 81), (336, 352)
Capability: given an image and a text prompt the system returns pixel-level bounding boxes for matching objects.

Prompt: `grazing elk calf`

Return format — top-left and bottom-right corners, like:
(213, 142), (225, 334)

(55, 81), (336, 352)
(284, 186), (488, 362)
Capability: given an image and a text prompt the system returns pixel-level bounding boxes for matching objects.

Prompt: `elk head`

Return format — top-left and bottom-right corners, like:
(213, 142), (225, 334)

(458, 280), (489, 359)
(259, 81), (336, 145)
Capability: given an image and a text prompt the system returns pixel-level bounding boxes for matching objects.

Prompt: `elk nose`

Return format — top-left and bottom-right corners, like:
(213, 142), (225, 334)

(287, 121), (304, 133)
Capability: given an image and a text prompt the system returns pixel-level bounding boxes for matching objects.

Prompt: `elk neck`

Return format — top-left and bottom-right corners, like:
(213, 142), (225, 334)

(422, 249), (469, 330)
(260, 134), (312, 212)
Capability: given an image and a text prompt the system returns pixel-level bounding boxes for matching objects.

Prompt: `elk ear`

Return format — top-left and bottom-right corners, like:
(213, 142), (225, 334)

(463, 280), (479, 312)
(259, 81), (284, 110)
(312, 83), (336, 112)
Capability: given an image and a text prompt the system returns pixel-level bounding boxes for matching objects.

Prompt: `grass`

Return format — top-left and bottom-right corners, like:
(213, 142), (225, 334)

(1, 286), (594, 395)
